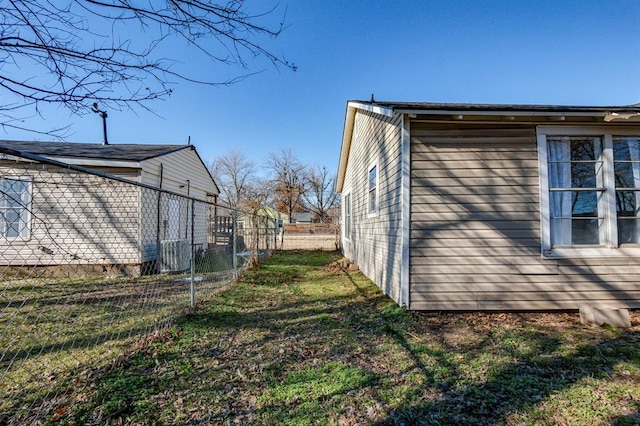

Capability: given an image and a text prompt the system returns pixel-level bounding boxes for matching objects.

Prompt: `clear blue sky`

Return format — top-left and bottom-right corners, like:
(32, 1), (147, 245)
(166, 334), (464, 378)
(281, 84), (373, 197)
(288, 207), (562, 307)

(6, 0), (640, 173)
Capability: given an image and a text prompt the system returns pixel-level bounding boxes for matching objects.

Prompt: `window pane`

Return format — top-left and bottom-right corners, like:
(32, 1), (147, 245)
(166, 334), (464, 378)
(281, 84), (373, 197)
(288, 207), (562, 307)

(3, 180), (22, 207)
(549, 191), (599, 219)
(344, 193), (352, 237)
(547, 138), (603, 247)
(550, 191), (601, 245)
(616, 191), (638, 216)
(614, 138), (640, 243)
(613, 138), (640, 189)
(572, 218), (601, 245)
(1, 179), (30, 238)
(368, 166), (377, 191)
(572, 191), (598, 217)
(4, 209), (22, 237)
(615, 161), (635, 188)
(571, 162), (598, 188)
(571, 138), (600, 188)
(616, 190), (640, 244)
(548, 137), (601, 189)
(368, 165), (377, 214)
(369, 188), (376, 213)
(550, 218), (601, 245)
(618, 217), (640, 244)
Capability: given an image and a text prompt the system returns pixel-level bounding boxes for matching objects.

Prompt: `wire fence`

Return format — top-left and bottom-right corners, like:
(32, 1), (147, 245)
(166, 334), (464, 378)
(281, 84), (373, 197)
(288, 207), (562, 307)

(0, 147), (279, 424)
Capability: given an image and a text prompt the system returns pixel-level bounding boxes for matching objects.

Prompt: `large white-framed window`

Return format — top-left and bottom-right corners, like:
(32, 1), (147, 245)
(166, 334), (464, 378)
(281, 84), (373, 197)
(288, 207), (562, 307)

(0, 177), (32, 239)
(367, 160), (378, 217)
(538, 126), (640, 257)
(343, 191), (352, 241)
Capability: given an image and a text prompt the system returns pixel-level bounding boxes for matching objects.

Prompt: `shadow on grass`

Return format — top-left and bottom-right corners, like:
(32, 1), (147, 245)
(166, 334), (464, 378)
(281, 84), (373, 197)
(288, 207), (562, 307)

(33, 251), (640, 425)
(376, 320), (639, 425)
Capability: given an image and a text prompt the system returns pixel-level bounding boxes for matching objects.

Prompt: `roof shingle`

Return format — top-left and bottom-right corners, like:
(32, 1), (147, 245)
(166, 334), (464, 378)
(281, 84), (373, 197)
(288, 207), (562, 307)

(0, 140), (189, 161)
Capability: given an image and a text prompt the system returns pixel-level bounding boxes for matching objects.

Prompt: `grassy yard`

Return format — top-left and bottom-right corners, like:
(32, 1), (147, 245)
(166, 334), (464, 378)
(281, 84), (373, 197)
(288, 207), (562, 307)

(0, 271), (234, 423)
(35, 251), (640, 425)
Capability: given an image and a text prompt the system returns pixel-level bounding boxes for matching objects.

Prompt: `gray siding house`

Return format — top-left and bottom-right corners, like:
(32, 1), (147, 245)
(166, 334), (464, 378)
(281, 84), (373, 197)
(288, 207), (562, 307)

(337, 100), (640, 311)
(0, 141), (219, 275)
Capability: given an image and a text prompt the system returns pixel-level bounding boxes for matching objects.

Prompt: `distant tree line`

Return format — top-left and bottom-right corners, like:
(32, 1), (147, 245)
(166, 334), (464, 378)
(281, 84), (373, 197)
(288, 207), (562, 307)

(210, 148), (339, 224)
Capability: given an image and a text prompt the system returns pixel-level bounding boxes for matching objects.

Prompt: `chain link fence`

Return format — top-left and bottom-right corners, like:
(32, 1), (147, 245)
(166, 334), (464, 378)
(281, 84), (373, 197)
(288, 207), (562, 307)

(0, 148), (278, 424)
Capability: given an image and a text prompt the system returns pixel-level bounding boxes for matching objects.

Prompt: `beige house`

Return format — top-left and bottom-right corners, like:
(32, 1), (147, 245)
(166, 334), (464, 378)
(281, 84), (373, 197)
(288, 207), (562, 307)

(0, 141), (219, 275)
(337, 100), (640, 311)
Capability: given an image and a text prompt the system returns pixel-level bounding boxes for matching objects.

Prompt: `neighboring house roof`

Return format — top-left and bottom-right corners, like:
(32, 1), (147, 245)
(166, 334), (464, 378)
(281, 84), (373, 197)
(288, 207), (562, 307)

(292, 212), (313, 223)
(0, 140), (187, 161)
(0, 140), (220, 195)
(337, 100), (640, 192)
(237, 207), (289, 223)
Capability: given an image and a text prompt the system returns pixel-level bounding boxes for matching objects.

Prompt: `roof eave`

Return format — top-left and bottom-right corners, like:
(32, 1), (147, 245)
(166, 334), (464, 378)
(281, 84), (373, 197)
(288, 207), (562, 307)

(393, 108), (638, 118)
(335, 101), (640, 192)
(44, 156), (142, 169)
(335, 104), (357, 193)
(336, 102), (394, 193)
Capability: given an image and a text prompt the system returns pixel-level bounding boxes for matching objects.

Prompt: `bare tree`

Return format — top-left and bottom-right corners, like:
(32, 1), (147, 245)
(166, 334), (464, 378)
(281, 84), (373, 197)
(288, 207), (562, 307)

(241, 178), (273, 267)
(0, 1), (295, 136)
(210, 150), (273, 266)
(210, 149), (256, 209)
(268, 149), (307, 223)
(303, 165), (339, 223)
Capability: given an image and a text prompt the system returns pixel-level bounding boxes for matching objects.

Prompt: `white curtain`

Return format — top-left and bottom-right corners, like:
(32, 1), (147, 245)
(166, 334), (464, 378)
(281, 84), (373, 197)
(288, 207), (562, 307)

(548, 138), (572, 245)
(628, 139), (640, 242)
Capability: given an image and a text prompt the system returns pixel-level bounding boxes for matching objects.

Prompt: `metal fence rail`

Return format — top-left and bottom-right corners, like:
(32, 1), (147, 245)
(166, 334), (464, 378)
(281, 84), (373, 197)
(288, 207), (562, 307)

(0, 149), (277, 424)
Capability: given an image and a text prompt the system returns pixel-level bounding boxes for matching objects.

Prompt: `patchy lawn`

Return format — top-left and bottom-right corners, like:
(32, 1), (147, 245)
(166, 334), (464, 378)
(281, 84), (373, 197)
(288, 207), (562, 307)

(0, 271), (234, 423)
(42, 251), (640, 425)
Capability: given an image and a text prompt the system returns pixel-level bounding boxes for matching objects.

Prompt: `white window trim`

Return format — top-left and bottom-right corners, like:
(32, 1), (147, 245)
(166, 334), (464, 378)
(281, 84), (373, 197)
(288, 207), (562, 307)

(537, 125), (640, 258)
(1, 176), (32, 240)
(367, 159), (379, 218)
(343, 190), (352, 241)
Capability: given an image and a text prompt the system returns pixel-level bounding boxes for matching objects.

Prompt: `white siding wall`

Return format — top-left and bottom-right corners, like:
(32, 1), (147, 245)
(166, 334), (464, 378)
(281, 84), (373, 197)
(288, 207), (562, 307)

(0, 164), (141, 267)
(409, 122), (640, 310)
(140, 148), (217, 262)
(1, 148), (218, 270)
(141, 147), (216, 201)
(342, 110), (404, 304)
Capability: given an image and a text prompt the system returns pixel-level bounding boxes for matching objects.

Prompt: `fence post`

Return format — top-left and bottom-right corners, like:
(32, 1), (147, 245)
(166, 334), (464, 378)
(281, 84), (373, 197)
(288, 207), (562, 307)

(232, 211), (238, 280)
(190, 198), (196, 308)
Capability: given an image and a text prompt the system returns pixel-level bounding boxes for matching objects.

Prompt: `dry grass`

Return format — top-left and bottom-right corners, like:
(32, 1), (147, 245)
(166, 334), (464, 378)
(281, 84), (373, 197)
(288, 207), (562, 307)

(9, 251), (640, 425)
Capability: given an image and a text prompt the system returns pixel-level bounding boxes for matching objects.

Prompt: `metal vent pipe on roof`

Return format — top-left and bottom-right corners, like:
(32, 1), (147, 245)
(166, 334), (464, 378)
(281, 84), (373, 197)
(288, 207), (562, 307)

(91, 103), (109, 145)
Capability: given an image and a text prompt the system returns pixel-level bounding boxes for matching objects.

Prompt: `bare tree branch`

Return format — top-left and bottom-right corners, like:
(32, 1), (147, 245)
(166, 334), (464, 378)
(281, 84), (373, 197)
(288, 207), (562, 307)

(0, 0), (296, 137)
(241, 178), (273, 267)
(268, 148), (307, 223)
(302, 165), (339, 223)
(209, 149), (257, 209)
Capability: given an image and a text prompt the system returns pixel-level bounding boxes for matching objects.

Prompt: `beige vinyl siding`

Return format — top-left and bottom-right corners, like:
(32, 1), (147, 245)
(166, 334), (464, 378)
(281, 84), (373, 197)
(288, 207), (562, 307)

(141, 147), (217, 200)
(140, 148), (217, 262)
(342, 110), (404, 303)
(0, 164), (141, 267)
(409, 122), (640, 310)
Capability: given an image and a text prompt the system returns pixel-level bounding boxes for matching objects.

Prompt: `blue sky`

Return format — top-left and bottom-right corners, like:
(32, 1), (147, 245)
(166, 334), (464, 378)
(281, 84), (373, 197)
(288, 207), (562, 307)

(6, 1), (640, 173)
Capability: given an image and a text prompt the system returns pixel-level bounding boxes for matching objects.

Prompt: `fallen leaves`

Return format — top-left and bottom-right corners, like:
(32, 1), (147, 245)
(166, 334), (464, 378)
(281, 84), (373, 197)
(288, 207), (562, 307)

(18, 251), (640, 425)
